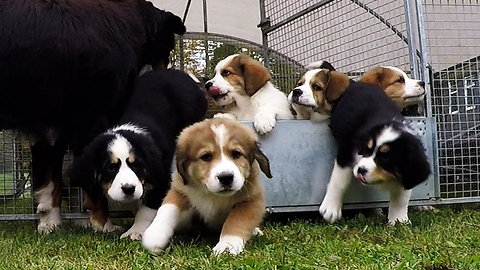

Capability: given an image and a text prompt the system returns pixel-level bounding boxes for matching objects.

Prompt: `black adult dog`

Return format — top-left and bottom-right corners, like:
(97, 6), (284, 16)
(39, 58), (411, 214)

(69, 69), (208, 239)
(0, 0), (185, 233)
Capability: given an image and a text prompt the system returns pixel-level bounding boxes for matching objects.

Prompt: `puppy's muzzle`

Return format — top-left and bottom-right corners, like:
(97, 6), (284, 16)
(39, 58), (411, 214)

(291, 88), (303, 101)
(217, 172), (234, 188)
(355, 167), (368, 185)
(121, 184), (136, 196)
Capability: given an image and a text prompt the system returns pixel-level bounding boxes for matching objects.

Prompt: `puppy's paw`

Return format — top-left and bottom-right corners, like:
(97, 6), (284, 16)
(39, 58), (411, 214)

(142, 226), (174, 255)
(387, 216), (411, 225)
(212, 235), (245, 256)
(91, 219), (122, 233)
(120, 228), (143, 241)
(252, 227), (263, 236)
(319, 199), (342, 223)
(253, 114), (276, 135)
(213, 113), (237, 121)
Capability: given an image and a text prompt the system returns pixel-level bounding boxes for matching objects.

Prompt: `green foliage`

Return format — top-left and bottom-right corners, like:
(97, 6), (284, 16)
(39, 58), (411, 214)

(0, 205), (479, 269)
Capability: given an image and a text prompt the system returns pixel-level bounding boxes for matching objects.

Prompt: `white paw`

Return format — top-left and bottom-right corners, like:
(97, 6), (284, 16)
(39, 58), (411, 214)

(120, 224), (148, 241)
(319, 199), (342, 223)
(253, 114), (276, 135)
(142, 226), (174, 255)
(37, 207), (62, 234)
(91, 219), (122, 233)
(213, 113), (237, 120)
(212, 235), (245, 256)
(252, 227), (263, 236)
(388, 216), (411, 225)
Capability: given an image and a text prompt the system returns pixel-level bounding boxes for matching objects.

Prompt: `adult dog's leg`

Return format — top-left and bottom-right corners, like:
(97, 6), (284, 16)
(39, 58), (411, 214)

(32, 139), (66, 234)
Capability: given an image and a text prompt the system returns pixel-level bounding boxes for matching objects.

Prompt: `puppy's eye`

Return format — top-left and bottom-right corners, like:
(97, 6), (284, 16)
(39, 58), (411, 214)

(312, 84), (322, 91)
(221, 70), (231, 76)
(200, 153), (212, 162)
(395, 77), (405, 83)
(105, 162), (118, 172)
(231, 150), (242, 159)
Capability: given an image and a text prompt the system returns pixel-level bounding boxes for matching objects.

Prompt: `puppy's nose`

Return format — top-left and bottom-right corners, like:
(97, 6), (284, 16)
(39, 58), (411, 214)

(205, 81), (213, 90)
(292, 88), (303, 98)
(357, 167), (367, 176)
(418, 81), (425, 87)
(217, 172), (234, 187)
(121, 184), (136, 196)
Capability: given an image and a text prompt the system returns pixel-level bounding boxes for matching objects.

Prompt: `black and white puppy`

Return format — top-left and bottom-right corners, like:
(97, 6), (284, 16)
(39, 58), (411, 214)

(69, 69), (208, 239)
(317, 70), (431, 224)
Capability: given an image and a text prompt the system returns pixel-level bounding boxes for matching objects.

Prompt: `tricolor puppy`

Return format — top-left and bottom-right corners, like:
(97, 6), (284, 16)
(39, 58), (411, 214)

(288, 60), (337, 120)
(205, 54), (294, 134)
(358, 66), (426, 109)
(313, 70), (431, 224)
(142, 118), (272, 256)
(69, 69), (207, 239)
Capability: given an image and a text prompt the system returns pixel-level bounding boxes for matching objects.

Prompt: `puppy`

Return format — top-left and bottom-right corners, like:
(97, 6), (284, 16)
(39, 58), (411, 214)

(205, 54), (294, 134)
(305, 70), (431, 224)
(69, 69), (207, 239)
(288, 61), (336, 120)
(142, 118), (272, 255)
(359, 66), (426, 109)
(289, 64), (426, 119)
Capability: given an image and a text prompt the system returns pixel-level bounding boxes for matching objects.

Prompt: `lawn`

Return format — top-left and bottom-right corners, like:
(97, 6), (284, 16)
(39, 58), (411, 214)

(0, 205), (479, 270)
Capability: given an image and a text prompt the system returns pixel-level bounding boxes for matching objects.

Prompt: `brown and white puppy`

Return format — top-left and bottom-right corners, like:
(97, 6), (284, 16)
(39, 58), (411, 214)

(359, 66), (426, 109)
(142, 118), (272, 256)
(289, 65), (426, 119)
(288, 61), (337, 120)
(288, 68), (350, 119)
(205, 54), (294, 135)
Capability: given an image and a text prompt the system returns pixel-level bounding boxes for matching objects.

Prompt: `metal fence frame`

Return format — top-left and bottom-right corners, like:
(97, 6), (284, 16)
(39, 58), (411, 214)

(259, 0), (480, 206)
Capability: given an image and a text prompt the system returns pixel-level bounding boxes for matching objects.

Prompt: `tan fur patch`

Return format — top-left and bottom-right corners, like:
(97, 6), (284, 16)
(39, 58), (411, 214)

(379, 144), (390, 153)
(359, 67), (406, 107)
(309, 70), (350, 115)
(369, 167), (397, 184)
(367, 139), (374, 149)
(227, 55), (271, 96)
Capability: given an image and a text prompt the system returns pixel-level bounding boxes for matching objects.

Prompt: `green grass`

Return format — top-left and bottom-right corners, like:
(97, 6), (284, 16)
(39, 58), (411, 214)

(1, 205), (480, 269)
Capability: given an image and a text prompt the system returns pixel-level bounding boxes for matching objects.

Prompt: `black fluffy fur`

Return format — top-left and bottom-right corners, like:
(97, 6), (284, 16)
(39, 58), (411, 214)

(330, 82), (431, 190)
(69, 69), (208, 212)
(0, 0), (185, 213)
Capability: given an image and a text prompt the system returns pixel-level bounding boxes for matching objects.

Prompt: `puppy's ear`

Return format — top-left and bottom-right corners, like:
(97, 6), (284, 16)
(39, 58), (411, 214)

(252, 142), (272, 179)
(165, 11), (186, 35)
(175, 150), (190, 185)
(237, 55), (271, 96)
(69, 136), (110, 197)
(398, 134), (431, 190)
(359, 67), (384, 88)
(325, 71), (350, 102)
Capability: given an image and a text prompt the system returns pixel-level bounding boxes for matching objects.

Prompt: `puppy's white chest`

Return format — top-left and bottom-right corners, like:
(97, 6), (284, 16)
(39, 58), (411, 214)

(187, 191), (235, 229)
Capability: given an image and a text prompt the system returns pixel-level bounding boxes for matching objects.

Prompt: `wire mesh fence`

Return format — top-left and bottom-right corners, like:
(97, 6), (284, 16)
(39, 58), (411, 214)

(424, 0), (480, 200)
